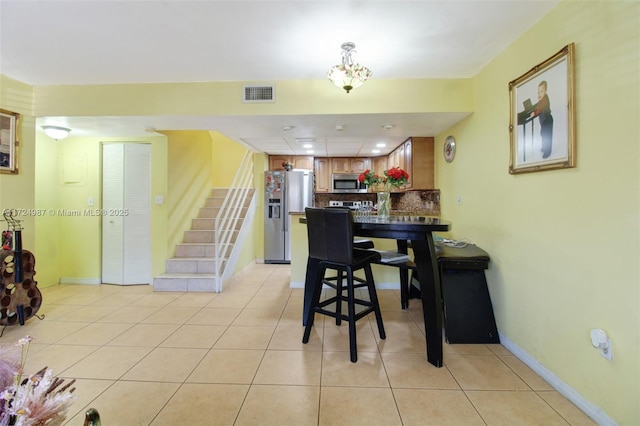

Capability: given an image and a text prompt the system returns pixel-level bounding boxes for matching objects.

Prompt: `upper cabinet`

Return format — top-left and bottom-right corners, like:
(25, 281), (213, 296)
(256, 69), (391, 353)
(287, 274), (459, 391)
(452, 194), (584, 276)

(331, 157), (370, 174)
(269, 155), (314, 171)
(314, 158), (331, 193)
(372, 156), (387, 176)
(269, 155), (290, 171)
(269, 141), (433, 191)
(292, 156), (314, 170)
(394, 137), (434, 190)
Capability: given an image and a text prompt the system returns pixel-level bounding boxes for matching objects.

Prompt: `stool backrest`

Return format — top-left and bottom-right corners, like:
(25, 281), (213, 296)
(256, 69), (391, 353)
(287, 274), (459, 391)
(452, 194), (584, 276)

(305, 207), (354, 264)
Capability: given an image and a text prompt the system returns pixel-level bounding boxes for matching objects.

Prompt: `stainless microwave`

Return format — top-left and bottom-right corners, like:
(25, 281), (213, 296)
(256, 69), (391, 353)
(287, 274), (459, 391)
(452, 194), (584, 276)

(331, 173), (368, 193)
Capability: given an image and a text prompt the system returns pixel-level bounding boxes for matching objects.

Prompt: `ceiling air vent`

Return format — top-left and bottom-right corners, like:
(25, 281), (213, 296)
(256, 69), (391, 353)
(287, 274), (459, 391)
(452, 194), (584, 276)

(242, 84), (275, 103)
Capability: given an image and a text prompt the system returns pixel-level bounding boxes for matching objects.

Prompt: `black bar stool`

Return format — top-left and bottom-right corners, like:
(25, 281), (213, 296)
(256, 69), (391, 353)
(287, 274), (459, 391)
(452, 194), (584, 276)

(303, 207), (386, 362)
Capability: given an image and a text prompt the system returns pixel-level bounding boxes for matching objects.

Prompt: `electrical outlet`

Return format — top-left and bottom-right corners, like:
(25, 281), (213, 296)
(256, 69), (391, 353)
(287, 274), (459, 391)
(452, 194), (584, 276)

(599, 338), (612, 361)
(591, 329), (612, 361)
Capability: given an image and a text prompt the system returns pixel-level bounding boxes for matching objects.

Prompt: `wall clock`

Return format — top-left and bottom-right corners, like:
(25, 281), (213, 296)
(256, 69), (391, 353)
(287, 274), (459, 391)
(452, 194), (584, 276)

(444, 135), (456, 163)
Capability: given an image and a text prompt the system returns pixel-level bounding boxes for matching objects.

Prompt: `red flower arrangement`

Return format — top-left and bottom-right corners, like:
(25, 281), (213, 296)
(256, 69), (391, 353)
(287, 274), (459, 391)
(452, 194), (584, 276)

(358, 167), (409, 191)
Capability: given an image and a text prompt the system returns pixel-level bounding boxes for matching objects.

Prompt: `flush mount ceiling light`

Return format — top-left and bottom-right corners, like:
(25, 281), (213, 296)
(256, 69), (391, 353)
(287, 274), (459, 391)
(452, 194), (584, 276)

(381, 124), (395, 130)
(42, 125), (71, 140)
(281, 125), (294, 131)
(327, 42), (372, 94)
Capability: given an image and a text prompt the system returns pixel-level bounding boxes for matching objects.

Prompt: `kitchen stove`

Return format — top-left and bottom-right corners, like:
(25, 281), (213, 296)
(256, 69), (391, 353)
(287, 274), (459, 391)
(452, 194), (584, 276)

(328, 200), (373, 210)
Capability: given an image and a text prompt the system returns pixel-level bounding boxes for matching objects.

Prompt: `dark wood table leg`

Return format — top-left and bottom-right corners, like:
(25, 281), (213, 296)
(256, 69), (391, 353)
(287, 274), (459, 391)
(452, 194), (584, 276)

(396, 240), (410, 309)
(303, 256), (322, 326)
(411, 235), (443, 367)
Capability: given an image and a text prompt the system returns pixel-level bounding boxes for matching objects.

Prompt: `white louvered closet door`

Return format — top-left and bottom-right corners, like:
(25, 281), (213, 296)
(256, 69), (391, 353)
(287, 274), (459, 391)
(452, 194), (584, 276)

(101, 143), (151, 285)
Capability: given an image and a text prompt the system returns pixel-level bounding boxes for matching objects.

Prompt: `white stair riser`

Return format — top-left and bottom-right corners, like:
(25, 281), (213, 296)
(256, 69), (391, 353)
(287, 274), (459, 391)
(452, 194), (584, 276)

(191, 218), (243, 230)
(153, 276), (218, 292)
(198, 207), (247, 218)
(175, 244), (231, 258)
(204, 198), (252, 208)
(165, 259), (227, 274)
(184, 230), (238, 244)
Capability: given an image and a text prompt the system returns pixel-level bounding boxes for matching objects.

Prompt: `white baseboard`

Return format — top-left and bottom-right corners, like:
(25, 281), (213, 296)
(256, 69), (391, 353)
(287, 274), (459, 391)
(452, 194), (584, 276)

(59, 277), (101, 285)
(499, 333), (616, 426)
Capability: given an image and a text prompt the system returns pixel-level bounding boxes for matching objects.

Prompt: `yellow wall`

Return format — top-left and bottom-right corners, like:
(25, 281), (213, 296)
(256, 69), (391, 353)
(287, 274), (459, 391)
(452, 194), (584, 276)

(32, 134), (168, 284)
(210, 131), (260, 274)
(33, 129), (61, 286)
(210, 131), (250, 186)
(436, 2), (639, 424)
(31, 79), (473, 120)
(254, 153), (268, 261)
(163, 130), (214, 256)
(0, 76), (36, 250)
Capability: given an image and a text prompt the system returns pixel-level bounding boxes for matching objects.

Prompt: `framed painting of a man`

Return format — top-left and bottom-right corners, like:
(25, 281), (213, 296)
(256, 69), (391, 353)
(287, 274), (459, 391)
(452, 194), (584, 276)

(509, 43), (575, 174)
(0, 109), (20, 174)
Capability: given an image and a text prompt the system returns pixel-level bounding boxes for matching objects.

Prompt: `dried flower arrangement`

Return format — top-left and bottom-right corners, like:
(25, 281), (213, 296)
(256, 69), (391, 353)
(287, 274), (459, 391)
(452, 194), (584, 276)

(0, 336), (77, 426)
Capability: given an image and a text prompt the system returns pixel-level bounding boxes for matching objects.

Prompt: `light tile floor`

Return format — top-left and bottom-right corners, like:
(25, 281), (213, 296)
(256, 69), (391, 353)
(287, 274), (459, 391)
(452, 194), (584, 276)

(1, 263), (596, 425)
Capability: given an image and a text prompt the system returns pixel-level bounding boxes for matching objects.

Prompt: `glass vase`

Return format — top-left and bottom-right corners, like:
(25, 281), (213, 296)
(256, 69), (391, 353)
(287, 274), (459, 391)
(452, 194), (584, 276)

(377, 191), (390, 221)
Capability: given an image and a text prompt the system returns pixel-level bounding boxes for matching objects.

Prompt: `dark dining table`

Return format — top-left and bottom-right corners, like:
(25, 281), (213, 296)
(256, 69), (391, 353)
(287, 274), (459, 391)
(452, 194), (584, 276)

(301, 215), (451, 368)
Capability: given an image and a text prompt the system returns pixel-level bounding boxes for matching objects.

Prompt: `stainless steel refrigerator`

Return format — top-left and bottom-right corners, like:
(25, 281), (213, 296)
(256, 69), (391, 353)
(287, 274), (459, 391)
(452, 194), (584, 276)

(264, 170), (314, 263)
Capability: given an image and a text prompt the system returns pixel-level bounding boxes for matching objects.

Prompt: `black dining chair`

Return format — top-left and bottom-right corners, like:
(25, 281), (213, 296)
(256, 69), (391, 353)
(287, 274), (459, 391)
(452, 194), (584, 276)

(303, 207), (386, 362)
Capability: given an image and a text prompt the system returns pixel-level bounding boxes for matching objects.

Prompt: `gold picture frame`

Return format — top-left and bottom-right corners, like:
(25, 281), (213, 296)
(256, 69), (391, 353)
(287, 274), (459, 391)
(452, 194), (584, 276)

(509, 43), (575, 174)
(0, 109), (20, 174)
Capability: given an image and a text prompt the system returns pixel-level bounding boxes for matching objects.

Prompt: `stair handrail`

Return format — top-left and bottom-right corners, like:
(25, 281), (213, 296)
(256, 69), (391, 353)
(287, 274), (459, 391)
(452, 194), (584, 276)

(214, 150), (254, 291)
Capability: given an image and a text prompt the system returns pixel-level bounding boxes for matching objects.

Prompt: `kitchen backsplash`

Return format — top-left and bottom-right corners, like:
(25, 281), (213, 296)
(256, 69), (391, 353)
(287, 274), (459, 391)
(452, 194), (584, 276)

(315, 190), (440, 216)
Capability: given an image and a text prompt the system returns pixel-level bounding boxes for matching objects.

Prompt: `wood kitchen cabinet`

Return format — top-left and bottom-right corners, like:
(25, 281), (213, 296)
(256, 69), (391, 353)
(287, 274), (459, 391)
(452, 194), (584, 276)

(386, 137), (433, 189)
(314, 158), (331, 192)
(268, 155), (314, 171)
(331, 157), (370, 174)
(292, 156), (314, 170)
(403, 137), (434, 189)
(387, 149), (400, 170)
(372, 156), (387, 176)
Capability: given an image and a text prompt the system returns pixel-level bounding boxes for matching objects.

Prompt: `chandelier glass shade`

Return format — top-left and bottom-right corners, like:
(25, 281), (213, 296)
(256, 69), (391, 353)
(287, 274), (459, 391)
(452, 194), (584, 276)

(327, 42), (372, 93)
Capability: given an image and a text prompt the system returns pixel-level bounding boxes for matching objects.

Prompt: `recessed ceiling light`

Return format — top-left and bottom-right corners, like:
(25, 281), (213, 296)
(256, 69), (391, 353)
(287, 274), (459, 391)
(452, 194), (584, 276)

(282, 125), (294, 131)
(335, 125), (344, 131)
(382, 124), (395, 130)
(303, 144), (313, 148)
(372, 149), (381, 153)
(376, 143), (386, 147)
(306, 150), (314, 154)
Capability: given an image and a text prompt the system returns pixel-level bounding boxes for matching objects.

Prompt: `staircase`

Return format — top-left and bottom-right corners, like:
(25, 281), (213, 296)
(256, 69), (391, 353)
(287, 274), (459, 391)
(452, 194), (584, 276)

(153, 187), (255, 292)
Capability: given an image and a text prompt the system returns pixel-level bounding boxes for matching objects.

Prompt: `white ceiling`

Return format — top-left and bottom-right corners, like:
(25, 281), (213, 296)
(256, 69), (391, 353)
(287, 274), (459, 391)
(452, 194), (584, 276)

(0, 0), (558, 156)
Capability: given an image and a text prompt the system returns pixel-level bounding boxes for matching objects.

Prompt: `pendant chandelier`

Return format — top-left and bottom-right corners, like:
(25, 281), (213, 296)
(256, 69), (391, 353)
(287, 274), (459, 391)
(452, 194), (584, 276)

(327, 42), (372, 93)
